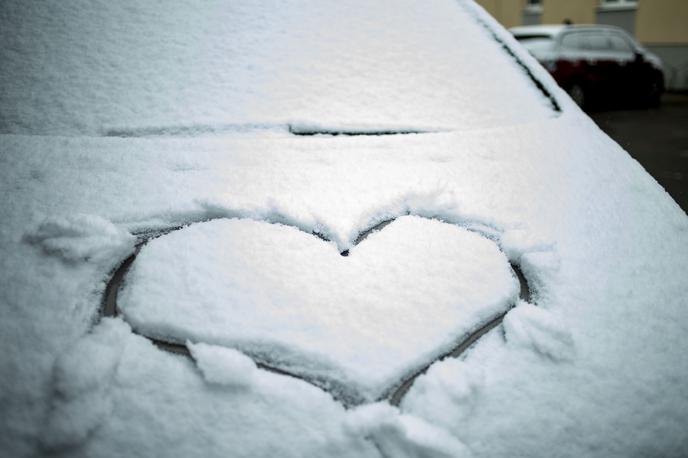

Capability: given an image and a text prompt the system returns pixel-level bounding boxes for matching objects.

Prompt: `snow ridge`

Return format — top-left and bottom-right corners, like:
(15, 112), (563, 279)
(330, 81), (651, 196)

(100, 214), (537, 407)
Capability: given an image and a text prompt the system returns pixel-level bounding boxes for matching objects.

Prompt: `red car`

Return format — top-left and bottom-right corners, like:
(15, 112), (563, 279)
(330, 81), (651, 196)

(511, 24), (664, 109)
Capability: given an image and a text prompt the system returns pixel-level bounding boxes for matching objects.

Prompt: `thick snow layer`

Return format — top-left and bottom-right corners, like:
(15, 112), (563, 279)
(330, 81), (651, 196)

(119, 216), (518, 402)
(24, 214), (135, 263)
(1, 0), (688, 457)
(42, 319), (129, 450)
(41, 319), (379, 458)
(501, 301), (575, 362)
(0, 0), (553, 136)
(2, 115), (687, 456)
(188, 342), (258, 388)
(345, 403), (472, 458)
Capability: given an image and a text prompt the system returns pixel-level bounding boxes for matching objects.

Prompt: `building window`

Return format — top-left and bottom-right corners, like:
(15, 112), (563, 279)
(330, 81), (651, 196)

(525, 0), (542, 13)
(599, 0), (638, 9)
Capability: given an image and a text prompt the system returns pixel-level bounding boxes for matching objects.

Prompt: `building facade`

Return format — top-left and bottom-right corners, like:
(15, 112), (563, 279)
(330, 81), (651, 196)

(476, 0), (688, 90)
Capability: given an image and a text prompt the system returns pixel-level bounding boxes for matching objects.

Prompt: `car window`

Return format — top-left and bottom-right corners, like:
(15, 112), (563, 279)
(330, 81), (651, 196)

(560, 32), (585, 50)
(608, 33), (634, 54)
(562, 31), (615, 52)
(515, 36), (555, 54)
(585, 32), (611, 51)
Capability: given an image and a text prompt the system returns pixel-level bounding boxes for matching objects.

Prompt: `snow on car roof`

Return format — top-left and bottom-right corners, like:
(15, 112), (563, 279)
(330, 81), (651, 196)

(511, 23), (634, 38)
(510, 24), (568, 38)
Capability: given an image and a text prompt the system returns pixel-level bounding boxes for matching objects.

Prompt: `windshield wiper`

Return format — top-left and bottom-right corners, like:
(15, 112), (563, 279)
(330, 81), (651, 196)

(287, 124), (436, 137)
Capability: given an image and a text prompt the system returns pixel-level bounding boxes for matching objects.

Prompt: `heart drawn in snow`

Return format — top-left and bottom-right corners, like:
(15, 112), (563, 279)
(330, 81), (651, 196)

(118, 215), (518, 404)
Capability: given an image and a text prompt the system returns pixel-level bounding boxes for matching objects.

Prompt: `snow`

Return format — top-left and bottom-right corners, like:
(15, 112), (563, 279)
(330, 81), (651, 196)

(24, 214), (135, 263)
(1, 0), (687, 457)
(3, 119), (688, 456)
(502, 301), (576, 362)
(43, 319), (380, 458)
(510, 25), (567, 39)
(0, 0), (553, 137)
(512, 24), (664, 70)
(187, 342), (257, 388)
(119, 216), (518, 403)
(344, 403), (472, 458)
(42, 319), (129, 451)
(400, 358), (486, 426)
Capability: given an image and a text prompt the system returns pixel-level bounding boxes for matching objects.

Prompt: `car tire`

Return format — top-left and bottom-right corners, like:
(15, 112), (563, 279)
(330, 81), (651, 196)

(643, 79), (662, 109)
(567, 84), (586, 109)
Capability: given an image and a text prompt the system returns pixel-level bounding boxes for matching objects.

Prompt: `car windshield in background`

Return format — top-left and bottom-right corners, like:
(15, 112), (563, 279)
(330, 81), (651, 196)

(514, 35), (555, 53)
(0, 0), (555, 137)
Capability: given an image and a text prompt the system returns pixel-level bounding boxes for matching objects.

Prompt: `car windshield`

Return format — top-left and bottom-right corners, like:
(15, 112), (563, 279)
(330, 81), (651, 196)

(514, 35), (556, 54)
(0, 0), (555, 137)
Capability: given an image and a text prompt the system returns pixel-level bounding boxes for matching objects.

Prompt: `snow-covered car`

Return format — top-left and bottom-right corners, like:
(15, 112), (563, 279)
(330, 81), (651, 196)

(511, 24), (665, 109)
(1, 1), (686, 457)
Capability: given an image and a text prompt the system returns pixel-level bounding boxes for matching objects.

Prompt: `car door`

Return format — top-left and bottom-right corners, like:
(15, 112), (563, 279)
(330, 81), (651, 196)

(580, 30), (621, 99)
(558, 31), (589, 90)
(605, 30), (638, 98)
(558, 30), (613, 98)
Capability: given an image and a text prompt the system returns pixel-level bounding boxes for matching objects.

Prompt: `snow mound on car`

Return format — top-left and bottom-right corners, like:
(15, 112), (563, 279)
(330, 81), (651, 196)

(24, 214), (134, 262)
(188, 342), (257, 389)
(345, 403), (472, 458)
(503, 302), (576, 362)
(42, 319), (129, 451)
(119, 215), (519, 402)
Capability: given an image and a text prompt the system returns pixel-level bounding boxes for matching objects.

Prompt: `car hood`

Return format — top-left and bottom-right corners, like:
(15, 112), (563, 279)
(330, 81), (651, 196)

(3, 108), (688, 455)
(6, 114), (657, 249)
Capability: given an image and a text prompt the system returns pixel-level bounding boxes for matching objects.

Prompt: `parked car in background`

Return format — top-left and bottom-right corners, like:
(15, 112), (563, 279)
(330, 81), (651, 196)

(511, 24), (664, 109)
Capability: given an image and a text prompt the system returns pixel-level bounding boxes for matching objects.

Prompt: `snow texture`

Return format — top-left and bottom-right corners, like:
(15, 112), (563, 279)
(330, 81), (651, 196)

(401, 358), (486, 426)
(119, 216), (518, 402)
(188, 342), (257, 388)
(1, 0), (687, 456)
(24, 214), (135, 263)
(53, 320), (379, 458)
(42, 319), (129, 451)
(0, 0), (553, 137)
(345, 403), (472, 458)
(502, 301), (575, 362)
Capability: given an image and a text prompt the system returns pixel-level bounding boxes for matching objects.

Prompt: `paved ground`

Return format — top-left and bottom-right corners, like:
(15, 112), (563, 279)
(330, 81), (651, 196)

(590, 93), (688, 213)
